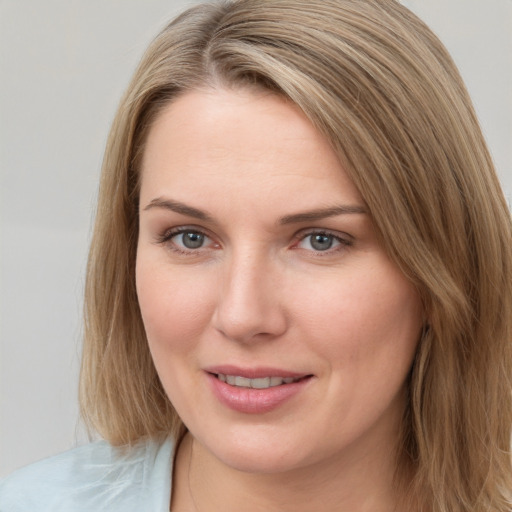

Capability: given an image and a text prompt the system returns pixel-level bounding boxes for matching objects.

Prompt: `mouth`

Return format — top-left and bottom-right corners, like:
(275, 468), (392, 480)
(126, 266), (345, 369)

(205, 368), (314, 414)
(213, 373), (308, 389)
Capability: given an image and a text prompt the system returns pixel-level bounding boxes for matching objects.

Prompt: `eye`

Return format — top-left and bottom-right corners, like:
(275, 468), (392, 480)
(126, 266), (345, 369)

(156, 227), (217, 253)
(175, 230), (207, 249)
(303, 233), (337, 251)
(295, 231), (352, 253)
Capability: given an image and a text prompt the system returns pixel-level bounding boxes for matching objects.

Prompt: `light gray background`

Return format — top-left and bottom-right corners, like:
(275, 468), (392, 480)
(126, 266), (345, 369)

(1, 0), (511, 477)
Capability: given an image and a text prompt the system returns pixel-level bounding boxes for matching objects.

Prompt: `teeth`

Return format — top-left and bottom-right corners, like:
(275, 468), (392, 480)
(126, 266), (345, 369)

(270, 376), (282, 386)
(251, 377), (270, 389)
(235, 376), (251, 387)
(217, 374), (301, 389)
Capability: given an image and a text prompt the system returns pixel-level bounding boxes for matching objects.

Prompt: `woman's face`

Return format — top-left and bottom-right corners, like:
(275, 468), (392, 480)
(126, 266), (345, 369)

(136, 88), (423, 474)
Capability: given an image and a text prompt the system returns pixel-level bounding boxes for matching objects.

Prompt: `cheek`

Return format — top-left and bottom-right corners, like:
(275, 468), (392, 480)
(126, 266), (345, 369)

(295, 265), (422, 372)
(135, 257), (215, 355)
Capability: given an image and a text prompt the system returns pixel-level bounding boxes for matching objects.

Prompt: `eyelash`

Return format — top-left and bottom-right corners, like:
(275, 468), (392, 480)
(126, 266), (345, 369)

(155, 227), (353, 256)
(292, 229), (353, 255)
(155, 227), (217, 255)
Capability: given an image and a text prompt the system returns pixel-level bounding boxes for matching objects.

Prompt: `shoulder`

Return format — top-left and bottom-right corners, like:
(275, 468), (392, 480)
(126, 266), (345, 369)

(0, 436), (174, 512)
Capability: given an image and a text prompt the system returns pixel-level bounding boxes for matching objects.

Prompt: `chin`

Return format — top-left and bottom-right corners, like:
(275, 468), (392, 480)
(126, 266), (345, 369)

(194, 429), (319, 475)
(216, 449), (304, 475)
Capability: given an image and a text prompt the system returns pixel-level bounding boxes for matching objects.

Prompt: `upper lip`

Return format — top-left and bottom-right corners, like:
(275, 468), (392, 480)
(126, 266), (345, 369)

(204, 365), (310, 379)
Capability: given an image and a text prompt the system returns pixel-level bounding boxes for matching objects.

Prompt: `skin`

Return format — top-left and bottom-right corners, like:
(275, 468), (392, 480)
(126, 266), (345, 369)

(136, 87), (423, 512)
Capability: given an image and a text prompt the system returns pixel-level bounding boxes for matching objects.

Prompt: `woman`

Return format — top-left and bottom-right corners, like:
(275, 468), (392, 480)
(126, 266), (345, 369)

(2, 1), (511, 511)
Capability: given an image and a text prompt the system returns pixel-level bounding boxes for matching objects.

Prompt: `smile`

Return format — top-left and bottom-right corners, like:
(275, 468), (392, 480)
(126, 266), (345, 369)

(207, 370), (313, 414)
(216, 374), (302, 389)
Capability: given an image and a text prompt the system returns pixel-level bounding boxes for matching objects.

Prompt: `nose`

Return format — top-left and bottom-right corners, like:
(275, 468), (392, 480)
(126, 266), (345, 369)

(212, 250), (288, 344)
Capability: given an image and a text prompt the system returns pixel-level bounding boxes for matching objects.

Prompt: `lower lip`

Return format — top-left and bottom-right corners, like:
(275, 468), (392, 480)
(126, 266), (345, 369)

(206, 373), (312, 414)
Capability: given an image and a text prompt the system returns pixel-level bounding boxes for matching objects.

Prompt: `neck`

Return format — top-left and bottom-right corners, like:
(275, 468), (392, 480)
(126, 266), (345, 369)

(171, 432), (407, 512)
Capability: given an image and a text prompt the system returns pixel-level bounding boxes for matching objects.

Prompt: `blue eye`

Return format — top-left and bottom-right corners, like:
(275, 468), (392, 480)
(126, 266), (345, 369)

(175, 231), (205, 249)
(171, 230), (210, 250)
(297, 232), (347, 252)
(155, 225), (221, 256)
(309, 234), (336, 251)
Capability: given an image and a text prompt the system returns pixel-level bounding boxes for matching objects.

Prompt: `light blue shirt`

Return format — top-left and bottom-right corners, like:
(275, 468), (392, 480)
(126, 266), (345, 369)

(0, 437), (174, 511)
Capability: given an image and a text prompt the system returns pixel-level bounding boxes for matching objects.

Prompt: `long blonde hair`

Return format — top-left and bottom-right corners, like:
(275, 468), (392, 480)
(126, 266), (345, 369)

(80, 1), (512, 510)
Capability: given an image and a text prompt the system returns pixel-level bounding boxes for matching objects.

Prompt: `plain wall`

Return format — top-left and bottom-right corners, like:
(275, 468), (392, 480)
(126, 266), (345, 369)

(1, 0), (511, 477)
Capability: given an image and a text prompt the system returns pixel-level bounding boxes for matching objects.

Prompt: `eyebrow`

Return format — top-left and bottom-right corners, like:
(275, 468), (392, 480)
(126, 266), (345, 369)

(279, 205), (367, 224)
(143, 197), (214, 222)
(143, 197), (367, 224)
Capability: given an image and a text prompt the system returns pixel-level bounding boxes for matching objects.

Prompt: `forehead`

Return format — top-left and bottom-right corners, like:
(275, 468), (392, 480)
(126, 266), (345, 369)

(139, 87), (363, 210)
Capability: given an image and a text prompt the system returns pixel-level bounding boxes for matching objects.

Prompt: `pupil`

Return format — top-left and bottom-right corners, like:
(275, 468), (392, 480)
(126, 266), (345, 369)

(183, 232), (204, 249)
(311, 234), (333, 251)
